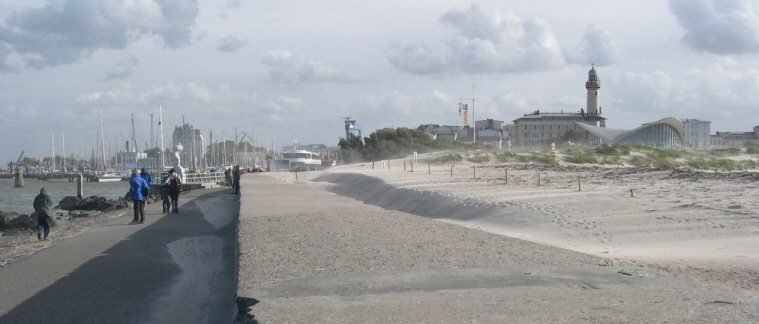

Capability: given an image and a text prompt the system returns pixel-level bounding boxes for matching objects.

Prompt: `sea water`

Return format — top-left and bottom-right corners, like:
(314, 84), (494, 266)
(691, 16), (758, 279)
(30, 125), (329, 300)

(0, 178), (130, 215)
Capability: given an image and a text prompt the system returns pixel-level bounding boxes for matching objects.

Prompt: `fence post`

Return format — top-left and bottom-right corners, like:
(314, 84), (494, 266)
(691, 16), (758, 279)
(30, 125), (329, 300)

(537, 172), (541, 187)
(450, 164), (453, 177)
(505, 169), (508, 184)
(428, 163), (431, 174)
(578, 177), (582, 192)
(473, 165), (476, 179)
(404, 160), (406, 171)
(372, 161), (375, 170)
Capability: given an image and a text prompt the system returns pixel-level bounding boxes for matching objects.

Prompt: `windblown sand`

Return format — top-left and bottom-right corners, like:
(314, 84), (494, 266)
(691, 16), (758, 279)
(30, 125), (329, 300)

(321, 156), (759, 296)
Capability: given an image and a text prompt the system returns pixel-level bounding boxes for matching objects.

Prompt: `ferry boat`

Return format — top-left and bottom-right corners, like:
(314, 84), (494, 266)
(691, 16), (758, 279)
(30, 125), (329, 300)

(281, 150), (322, 171)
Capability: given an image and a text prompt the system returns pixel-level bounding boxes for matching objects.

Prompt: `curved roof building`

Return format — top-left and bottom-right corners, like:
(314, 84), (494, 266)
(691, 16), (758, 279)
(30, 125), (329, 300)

(575, 117), (684, 147)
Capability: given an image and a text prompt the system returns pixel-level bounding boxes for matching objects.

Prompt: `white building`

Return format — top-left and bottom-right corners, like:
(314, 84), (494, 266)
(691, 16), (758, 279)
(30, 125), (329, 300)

(172, 123), (205, 170)
(682, 119), (711, 149)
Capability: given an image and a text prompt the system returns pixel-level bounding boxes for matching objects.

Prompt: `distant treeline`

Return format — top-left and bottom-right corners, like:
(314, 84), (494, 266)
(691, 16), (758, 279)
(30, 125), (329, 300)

(338, 127), (463, 163)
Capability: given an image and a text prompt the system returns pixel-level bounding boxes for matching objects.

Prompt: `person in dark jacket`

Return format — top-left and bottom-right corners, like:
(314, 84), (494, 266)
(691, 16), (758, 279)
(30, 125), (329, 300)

(33, 188), (54, 240)
(159, 182), (171, 214)
(141, 167), (152, 200)
(164, 169), (182, 213)
(232, 165), (241, 194)
(128, 168), (150, 224)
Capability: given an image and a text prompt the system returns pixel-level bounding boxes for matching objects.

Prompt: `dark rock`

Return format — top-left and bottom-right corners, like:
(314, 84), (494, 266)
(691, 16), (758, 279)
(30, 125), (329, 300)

(0, 212), (18, 230)
(8, 214), (34, 229)
(59, 196), (81, 211)
(78, 196), (108, 211)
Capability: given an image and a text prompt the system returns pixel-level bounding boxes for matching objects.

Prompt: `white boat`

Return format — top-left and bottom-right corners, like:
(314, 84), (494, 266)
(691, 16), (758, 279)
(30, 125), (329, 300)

(282, 150), (322, 171)
(96, 173), (123, 182)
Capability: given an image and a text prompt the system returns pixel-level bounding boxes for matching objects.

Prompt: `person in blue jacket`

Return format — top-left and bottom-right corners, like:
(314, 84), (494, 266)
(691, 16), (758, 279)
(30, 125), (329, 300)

(141, 167), (152, 203)
(128, 168), (150, 224)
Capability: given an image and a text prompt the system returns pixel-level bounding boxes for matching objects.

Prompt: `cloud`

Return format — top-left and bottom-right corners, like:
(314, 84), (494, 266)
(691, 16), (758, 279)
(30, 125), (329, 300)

(0, 0), (199, 71)
(217, 36), (248, 52)
(388, 3), (564, 75)
(73, 81), (312, 124)
(261, 50), (359, 85)
(359, 90), (453, 120)
(669, 0), (759, 54)
(99, 55), (139, 82)
(566, 24), (616, 66)
(387, 44), (446, 75)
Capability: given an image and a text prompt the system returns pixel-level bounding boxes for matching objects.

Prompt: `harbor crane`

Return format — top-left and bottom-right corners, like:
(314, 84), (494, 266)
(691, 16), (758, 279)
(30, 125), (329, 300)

(342, 117), (362, 140)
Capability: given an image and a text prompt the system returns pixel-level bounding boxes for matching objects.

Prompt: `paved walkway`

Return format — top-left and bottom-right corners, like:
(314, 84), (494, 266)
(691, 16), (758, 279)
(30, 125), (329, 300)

(236, 174), (759, 323)
(0, 188), (238, 324)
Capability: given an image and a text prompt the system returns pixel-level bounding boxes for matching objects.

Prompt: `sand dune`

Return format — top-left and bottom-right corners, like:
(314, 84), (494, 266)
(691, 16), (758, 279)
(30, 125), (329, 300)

(317, 155), (759, 295)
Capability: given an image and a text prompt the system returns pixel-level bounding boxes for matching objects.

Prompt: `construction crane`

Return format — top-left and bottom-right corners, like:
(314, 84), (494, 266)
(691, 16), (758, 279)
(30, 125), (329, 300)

(342, 117), (362, 140)
(13, 150), (25, 171)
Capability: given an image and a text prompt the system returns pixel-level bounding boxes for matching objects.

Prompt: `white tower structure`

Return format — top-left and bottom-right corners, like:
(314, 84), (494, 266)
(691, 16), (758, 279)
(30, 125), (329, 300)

(585, 65), (601, 120)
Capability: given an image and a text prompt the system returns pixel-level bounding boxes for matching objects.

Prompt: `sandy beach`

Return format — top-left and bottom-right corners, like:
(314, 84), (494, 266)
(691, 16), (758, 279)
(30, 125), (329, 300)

(320, 153), (759, 296)
(235, 164), (758, 322)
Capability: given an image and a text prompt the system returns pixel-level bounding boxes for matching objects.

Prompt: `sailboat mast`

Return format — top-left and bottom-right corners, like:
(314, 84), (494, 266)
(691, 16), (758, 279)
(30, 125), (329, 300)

(62, 131), (66, 172)
(99, 108), (107, 170)
(159, 105), (166, 170)
(51, 132), (56, 171)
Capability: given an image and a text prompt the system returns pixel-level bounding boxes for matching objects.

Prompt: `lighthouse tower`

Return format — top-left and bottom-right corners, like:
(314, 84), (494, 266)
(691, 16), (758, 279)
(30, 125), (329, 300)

(585, 65), (601, 118)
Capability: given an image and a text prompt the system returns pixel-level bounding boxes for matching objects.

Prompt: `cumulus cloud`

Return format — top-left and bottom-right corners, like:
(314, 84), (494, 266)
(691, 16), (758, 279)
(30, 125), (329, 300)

(217, 36), (248, 52)
(261, 50), (358, 85)
(387, 44), (446, 75)
(669, 0), (759, 54)
(99, 55), (139, 82)
(0, 0), (199, 71)
(566, 24), (616, 66)
(388, 3), (564, 75)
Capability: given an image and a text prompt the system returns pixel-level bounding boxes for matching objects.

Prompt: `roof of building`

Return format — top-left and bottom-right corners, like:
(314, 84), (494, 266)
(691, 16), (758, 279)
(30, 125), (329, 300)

(575, 117), (685, 144)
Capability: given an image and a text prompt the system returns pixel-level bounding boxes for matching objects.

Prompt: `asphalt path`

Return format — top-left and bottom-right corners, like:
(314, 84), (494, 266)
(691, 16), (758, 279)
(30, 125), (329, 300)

(0, 188), (239, 324)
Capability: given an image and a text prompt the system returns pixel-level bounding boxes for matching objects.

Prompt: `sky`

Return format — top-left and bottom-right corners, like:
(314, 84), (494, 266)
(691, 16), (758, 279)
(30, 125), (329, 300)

(1, 0), (759, 162)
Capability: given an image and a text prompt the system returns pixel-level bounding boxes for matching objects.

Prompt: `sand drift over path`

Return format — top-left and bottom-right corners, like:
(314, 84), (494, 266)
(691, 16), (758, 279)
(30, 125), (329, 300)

(236, 174), (759, 322)
(316, 165), (759, 296)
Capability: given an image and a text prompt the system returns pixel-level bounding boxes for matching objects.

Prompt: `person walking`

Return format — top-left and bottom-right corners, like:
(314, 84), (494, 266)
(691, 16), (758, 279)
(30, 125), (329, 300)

(165, 168), (182, 213)
(232, 165), (241, 194)
(159, 181), (171, 214)
(33, 188), (54, 240)
(128, 168), (150, 224)
(224, 167), (232, 188)
(141, 167), (152, 202)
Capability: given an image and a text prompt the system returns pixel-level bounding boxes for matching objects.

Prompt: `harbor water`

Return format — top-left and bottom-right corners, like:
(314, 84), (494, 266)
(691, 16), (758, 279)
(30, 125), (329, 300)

(0, 178), (129, 215)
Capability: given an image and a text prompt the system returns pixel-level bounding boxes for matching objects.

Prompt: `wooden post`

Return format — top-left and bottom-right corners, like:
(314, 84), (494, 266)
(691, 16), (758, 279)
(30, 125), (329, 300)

(411, 160), (414, 172)
(505, 169), (508, 184)
(404, 160), (406, 171)
(388, 160), (391, 169)
(372, 161), (375, 170)
(428, 163), (431, 174)
(537, 172), (541, 187)
(473, 165), (476, 179)
(76, 173), (83, 199)
(450, 164), (453, 177)
(295, 172), (298, 181)
(578, 177), (582, 192)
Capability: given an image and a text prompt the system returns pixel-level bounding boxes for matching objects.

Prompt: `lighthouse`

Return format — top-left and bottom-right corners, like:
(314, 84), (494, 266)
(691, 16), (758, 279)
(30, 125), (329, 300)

(585, 65), (601, 122)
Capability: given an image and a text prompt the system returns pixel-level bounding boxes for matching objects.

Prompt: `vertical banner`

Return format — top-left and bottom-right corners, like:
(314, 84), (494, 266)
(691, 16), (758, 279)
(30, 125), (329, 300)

(458, 102), (469, 126)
